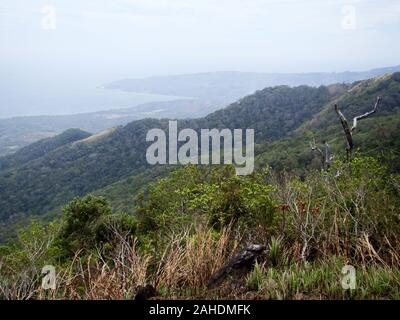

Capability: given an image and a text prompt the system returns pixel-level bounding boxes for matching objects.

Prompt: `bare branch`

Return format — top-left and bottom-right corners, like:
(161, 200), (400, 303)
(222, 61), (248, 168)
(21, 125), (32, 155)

(334, 104), (353, 160)
(310, 139), (323, 158)
(310, 139), (334, 169)
(334, 96), (381, 162)
(351, 96), (381, 132)
(324, 142), (334, 167)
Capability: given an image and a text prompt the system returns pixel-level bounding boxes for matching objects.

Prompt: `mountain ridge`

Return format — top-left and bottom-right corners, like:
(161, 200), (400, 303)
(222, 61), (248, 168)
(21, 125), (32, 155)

(0, 72), (400, 231)
(1, 65), (399, 158)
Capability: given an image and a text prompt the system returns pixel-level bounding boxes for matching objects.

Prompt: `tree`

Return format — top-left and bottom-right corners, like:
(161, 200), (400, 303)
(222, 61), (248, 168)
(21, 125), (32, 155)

(310, 138), (334, 169)
(57, 195), (112, 258)
(334, 96), (381, 161)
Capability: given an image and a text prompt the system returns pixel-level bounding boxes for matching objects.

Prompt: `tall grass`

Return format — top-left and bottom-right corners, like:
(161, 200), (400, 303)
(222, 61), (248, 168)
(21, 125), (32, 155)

(154, 224), (238, 295)
(1, 159), (399, 300)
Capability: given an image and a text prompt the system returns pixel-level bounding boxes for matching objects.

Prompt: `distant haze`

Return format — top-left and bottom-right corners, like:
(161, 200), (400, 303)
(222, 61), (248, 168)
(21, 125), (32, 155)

(0, 71), (184, 118)
(0, 0), (399, 118)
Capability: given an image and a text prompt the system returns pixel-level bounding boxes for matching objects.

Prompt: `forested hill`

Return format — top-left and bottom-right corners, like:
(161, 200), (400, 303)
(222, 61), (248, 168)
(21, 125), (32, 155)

(300, 72), (400, 131)
(256, 73), (400, 173)
(0, 129), (91, 172)
(0, 73), (400, 225)
(106, 66), (400, 97)
(201, 85), (346, 141)
(2, 66), (399, 159)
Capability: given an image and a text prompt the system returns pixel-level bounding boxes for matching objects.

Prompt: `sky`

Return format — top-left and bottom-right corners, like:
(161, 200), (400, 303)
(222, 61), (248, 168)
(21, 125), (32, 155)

(0, 0), (399, 117)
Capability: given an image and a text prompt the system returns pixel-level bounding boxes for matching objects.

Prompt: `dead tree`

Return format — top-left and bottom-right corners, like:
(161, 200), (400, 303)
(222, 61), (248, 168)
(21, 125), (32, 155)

(310, 138), (334, 169)
(134, 285), (158, 301)
(207, 244), (267, 289)
(334, 96), (381, 161)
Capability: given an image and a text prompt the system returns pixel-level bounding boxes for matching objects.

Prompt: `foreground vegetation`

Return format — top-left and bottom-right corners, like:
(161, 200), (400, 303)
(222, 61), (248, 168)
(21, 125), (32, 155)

(1, 73), (400, 243)
(1, 156), (399, 299)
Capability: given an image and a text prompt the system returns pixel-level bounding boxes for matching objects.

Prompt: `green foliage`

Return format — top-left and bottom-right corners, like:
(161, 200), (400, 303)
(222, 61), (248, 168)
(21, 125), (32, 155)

(135, 166), (277, 238)
(258, 73), (400, 175)
(0, 129), (91, 172)
(0, 81), (337, 225)
(331, 157), (399, 239)
(246, 261), (266, 291)
(0, 155), (399, 299)
(1, 73), (400, 232)
(268, 156), (400, 265)
(248, 257), (400, 300)
(268, 237), (284, 267)
(1, 73), (400, 300)
(204, 85), (334, 142)
(0, 195), (137, 264)
(58, 195), (112, 257)
(0, 219), (61, 288)
(260, 258), (347, 299)
(95, 166), (173, 214)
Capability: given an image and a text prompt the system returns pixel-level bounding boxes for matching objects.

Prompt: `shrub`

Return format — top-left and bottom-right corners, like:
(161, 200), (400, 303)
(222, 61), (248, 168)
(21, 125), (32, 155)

(56, 195), (112, 259)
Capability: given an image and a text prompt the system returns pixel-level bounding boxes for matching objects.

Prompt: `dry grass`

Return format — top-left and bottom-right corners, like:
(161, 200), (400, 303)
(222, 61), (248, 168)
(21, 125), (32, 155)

(19, 224), (240, 300)
(37, 237), (151, 300)
(271, 170), (400, 268)
(154, 224), (239, 294)
(1, 164), (399, 300)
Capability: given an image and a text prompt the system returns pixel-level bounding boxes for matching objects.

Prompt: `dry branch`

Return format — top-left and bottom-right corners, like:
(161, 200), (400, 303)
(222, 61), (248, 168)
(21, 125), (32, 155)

(334, 96), (381, 161)
(310, 139), (334, 169)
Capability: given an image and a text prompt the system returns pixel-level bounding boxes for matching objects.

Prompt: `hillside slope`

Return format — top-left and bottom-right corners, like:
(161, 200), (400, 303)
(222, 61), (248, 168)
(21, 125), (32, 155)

(257, 73), (400, 174)
(0, 129), (91, 172)
(106, 66), (400, 97)
(1, 73), (400, 225)
(0, 85), (339, 221)
(2, 66), (399, 158)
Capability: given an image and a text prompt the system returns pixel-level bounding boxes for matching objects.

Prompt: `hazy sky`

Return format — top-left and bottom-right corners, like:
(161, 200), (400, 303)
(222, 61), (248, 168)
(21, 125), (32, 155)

(1, 0), (399, 79)
(0, 0), (399, 118)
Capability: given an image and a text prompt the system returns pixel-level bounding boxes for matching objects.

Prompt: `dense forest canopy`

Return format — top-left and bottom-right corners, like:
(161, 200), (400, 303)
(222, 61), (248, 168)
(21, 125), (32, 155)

(0, 73), (399, 228)
(0, 72), (400, 300)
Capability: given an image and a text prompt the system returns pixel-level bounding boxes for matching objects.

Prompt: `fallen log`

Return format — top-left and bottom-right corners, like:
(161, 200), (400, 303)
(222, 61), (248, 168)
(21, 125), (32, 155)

(134, 284), (159, 301)
(207, 244), (267, 289)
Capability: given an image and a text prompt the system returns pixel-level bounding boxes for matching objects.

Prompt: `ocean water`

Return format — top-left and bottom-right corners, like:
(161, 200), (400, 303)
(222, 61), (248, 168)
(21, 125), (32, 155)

(0, 74), (180, 119)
